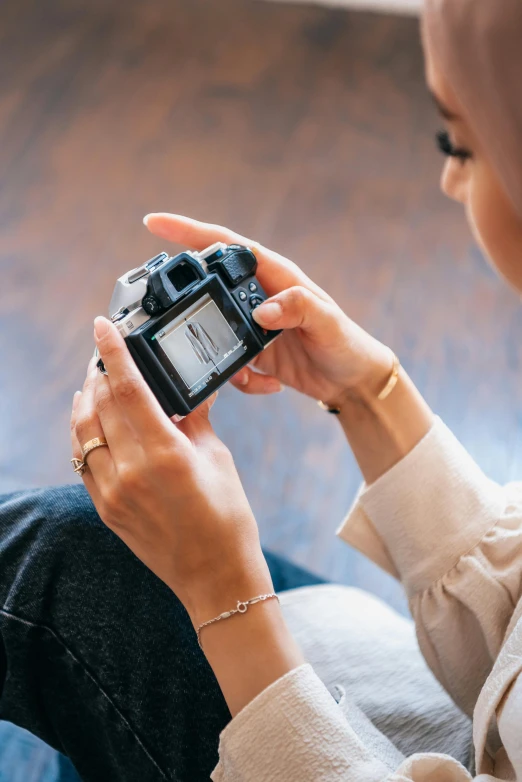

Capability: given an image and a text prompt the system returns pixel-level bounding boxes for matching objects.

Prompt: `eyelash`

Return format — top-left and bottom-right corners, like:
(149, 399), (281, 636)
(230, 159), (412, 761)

(436, 131), (473, 162)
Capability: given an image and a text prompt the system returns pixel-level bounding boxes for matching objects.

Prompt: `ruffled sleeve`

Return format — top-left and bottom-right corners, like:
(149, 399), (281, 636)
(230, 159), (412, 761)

(338, 417), (522, 715)
(212, 664), (478, 782)
(209, 418), (522, 782)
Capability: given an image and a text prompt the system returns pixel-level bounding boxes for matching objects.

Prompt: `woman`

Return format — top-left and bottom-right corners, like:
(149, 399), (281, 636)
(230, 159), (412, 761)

(1, 0), (521, 779)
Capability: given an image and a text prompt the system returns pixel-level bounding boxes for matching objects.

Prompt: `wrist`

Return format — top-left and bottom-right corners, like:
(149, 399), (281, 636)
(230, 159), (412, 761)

(325, 342), (396, 411)
(198, 589), (304, 716)
(183, 553), (274, 629)
(354, 346), (399, 402)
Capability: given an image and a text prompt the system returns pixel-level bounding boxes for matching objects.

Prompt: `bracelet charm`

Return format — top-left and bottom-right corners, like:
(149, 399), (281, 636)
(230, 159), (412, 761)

(196, 593), (279, 650)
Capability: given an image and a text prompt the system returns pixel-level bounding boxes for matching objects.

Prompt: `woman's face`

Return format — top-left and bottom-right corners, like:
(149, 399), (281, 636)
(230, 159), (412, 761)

(425, 45), (522, 293)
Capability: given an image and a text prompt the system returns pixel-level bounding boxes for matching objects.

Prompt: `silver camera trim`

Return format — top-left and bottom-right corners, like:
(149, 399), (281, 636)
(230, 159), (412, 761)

(108, 242), (228, 340)
(95, 241), (276, 387)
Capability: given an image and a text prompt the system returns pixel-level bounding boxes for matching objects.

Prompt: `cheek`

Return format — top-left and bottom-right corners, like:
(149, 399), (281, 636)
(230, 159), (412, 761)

(466, 163), (522, 292)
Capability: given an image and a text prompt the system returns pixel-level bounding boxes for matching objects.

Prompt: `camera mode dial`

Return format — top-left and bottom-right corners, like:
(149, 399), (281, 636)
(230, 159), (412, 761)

(142, 295), (162, 316)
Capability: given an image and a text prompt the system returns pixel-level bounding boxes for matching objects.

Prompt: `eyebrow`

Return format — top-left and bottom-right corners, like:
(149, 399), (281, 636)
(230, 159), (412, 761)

(430, 91), (461, 121)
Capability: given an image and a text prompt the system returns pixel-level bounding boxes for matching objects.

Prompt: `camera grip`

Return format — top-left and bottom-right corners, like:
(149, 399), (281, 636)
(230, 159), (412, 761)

(208, 248), (257, 287)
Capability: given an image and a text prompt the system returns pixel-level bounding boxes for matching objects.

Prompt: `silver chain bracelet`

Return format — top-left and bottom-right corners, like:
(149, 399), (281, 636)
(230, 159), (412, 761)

(196, 593), (280, 650)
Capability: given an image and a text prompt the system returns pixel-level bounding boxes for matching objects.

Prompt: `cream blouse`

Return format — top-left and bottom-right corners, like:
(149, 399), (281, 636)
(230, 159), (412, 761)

(211, 418), (522, 781)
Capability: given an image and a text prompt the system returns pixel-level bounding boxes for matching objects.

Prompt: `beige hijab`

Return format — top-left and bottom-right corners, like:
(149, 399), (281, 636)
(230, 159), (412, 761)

(422, 0), (522, 217)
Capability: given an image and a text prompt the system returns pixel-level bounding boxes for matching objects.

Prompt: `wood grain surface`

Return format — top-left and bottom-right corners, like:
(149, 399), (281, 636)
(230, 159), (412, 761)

(2, 0), (522, 620)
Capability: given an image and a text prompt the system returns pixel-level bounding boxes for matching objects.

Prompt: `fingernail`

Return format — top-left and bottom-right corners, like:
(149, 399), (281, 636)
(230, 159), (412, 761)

(252, 301), (282, 325)
(94, 316), (110, 342)
(143, 214), (153, 226)
(72, 391), (82, 411)
(269, 381), (284, 393)
(236, 370), (249, 386)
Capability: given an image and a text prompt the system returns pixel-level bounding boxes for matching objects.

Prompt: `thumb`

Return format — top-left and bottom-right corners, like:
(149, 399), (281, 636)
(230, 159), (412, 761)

(176, 392), (218, 441)
(252, 286), (334, 336)
(193, 391), (218, 421)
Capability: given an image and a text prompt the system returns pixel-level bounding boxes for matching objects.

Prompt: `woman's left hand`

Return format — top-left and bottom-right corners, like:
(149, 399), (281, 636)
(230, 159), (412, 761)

(70, 317), (272, 626)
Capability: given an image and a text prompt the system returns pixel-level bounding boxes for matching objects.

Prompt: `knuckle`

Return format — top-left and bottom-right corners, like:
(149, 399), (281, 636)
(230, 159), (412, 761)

(286, 285), (308, 311)
(97, 506), (116, 529)
(150, 446), (186, 478)
(215, 224), (240, 244)
(286, 286), (317, 329)
(118, 460), (152, 496)
(112, 373), (141, 403)
(75, 413), (95, 440)
(101, 486), (119, 515)
(283, 285), (307, 317)
(95, 386), (114, 415)
(207, 439), (233, 467)
(101, 485), (124, 520)
(99, 337), (121, 360)
(117, 463), (141, 492)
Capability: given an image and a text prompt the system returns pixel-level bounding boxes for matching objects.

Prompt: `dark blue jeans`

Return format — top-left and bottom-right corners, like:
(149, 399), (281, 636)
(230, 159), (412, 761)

(0, 486), (324, 782)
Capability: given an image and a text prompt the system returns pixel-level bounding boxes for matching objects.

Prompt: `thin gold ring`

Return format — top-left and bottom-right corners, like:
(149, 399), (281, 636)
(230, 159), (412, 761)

(81, 437), (109, 463)
(71, 457), (87, 477)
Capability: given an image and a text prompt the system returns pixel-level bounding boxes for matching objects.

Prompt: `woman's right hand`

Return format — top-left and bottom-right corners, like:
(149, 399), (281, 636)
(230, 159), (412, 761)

(144, 213), (394, 407)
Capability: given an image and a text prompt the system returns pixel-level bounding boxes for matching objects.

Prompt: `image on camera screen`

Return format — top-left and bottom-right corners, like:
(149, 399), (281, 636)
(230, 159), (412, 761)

(153, 294), (245, 394)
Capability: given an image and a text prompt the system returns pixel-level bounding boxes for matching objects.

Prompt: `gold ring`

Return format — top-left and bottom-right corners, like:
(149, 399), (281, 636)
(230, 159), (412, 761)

(71, 457), (87, 477)
(81, 437), (109, 463)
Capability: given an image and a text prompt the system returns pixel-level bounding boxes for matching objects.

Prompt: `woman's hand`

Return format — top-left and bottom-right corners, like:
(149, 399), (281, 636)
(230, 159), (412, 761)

(70, 317), (272, 626)
(144, 213), (393, 406)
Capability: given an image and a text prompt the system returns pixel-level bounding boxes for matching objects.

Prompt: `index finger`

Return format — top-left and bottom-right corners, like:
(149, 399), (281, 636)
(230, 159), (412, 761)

(143, 213), (330, 301)
(93, 316), (176, 444)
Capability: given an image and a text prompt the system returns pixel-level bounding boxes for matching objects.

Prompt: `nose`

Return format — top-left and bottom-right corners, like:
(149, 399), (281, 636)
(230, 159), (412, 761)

(441, 159), (468, 204)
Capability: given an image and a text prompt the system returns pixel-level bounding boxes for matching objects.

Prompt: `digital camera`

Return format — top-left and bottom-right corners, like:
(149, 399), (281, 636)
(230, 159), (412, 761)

(99, 243), (280, 416)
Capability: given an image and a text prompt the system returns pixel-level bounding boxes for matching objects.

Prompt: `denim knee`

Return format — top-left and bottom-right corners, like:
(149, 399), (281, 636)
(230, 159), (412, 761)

(0, 484), (101, 549)
(0, 485), (122, 619)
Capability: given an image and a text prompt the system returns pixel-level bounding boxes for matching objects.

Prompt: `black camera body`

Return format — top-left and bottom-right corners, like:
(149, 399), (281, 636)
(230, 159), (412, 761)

(103, 243), (279, 417)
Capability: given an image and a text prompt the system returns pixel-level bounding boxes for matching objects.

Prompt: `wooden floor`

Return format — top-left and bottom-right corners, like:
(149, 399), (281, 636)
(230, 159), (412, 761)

(2, 0), (522, 649)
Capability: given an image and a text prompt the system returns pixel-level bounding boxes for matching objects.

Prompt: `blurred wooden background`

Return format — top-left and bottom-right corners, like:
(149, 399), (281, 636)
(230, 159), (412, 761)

(2, 0), (522, 620)
(2, 0), (522, 776)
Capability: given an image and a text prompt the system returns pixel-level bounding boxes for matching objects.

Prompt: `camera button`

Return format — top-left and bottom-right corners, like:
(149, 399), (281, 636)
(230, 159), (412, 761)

(143, 295), (162, 315)
(238, 290), (248, 302)
(249, 295), (264, 309)
(248, 282), (257, 293)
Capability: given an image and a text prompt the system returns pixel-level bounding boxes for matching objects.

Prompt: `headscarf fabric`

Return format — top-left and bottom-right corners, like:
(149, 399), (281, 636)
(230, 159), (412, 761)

(423, 0), (522, 217)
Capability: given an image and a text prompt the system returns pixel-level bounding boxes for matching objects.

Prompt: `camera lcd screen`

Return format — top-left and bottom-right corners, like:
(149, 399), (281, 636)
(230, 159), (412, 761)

(133, 274), (264, 414)
(153, 294), (244, 395)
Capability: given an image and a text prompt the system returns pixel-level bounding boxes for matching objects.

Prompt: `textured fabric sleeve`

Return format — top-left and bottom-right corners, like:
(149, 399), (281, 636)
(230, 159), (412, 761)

(338, 417), (522, 715)
(211, 664), (390, 782)
(211, 664), (506, 782)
